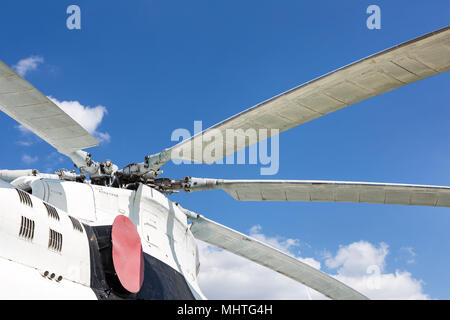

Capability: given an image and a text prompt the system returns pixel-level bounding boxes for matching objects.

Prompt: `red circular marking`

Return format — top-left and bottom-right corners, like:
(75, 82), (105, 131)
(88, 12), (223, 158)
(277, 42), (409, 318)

(111, 215), (144, 293)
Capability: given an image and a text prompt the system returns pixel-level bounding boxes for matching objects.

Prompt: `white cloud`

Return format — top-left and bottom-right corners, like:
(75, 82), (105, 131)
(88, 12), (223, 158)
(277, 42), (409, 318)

(48, 97), (110, 143)
(13, 56), (44, 77)
(326, 241), (428, 300)
(400, 247), (417, 264)
(21, 154), (38, 165)
(325, 241), (388, 276)
(335, 271), (427, 300)
(93, 131), (111, 143)
(197, 227), (429, 300)
(15, 125), (37, 147)
(248, 225), (302, 253)
(17, 140), (33, 147)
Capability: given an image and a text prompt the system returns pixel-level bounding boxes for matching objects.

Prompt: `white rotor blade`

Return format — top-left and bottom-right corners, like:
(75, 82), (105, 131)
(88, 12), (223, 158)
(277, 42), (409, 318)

(0, 60), (98, 155)
(185, 211), (368, 300)
(187, 178), (450, 207)
(167, 26), (449, 164)
(0, 169), (36, 182)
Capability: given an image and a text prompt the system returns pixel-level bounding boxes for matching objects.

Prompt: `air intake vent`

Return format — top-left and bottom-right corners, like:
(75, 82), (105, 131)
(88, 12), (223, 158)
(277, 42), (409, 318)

(43, 202), (60, 221)
(68, 216), (83, 232)
(19, 216), (35, 241)
(16, 189), (32, 207)
(48, 229), (63, 252)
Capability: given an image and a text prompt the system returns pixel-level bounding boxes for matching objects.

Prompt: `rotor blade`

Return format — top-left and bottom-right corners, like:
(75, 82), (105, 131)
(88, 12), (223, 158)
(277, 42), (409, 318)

(0, 169), (36, 182)
(185, 178), (450, 207)
(165, 26), (449, 165)
(185, 211), (368, 300)
(0, 169), (59, 183)
(0, 60), (99, 155)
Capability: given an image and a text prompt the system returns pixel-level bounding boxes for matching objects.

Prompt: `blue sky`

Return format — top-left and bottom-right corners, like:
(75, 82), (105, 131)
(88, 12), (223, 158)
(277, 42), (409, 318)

(0, 1), (449, 299)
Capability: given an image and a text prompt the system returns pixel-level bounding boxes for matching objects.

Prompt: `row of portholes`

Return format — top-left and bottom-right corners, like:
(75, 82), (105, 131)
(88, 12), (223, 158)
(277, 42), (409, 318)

(41, 270), (63, 282)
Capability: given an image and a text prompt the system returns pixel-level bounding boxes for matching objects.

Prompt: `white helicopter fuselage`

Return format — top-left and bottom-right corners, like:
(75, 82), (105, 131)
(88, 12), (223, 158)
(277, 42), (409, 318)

(0, 178), (204, 299)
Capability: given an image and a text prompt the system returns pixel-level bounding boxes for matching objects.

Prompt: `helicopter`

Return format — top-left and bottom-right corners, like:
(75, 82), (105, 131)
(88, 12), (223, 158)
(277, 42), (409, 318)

(0, 25), (448, 300)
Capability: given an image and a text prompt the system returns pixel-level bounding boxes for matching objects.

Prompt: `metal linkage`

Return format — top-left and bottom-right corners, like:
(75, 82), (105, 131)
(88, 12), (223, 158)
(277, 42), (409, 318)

(68, 150), (118, 185)
(118, 149), (171, 183)
(138, 176), (221, 194)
